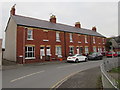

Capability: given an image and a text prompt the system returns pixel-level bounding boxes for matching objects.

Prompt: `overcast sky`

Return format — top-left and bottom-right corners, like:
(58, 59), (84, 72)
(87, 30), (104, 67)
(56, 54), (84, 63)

(0, 1), (119, 47)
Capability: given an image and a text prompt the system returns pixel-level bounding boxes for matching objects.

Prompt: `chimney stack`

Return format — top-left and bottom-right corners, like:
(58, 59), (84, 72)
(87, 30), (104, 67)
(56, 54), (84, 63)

(50, 15), (56, 23)
(10, 4), (16, 15)
(75, 22), (81, 28)
(92, 26), (97, 32)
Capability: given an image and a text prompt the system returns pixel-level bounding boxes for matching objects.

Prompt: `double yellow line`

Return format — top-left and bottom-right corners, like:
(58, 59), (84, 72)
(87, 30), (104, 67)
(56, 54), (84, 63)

(50, 70), (82, 90)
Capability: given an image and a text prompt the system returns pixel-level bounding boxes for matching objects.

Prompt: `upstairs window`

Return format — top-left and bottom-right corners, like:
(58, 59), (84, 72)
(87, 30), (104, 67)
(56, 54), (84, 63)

(93, 37), (95, 44)
(102, 38), (105, 44)
(85, 35), (88, 43)
(56, 32), (60, 42)
(70, 33), (73, 42)
(27, 29), (33, 40)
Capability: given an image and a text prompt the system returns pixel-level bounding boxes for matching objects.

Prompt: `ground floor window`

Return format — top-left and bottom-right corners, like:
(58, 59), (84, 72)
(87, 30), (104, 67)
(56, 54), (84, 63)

(80, 47), (83, 54)
(56, 46), (62, 57)
(46, 47), (51, 56)
(98, 47), (102, 53)
(69, 46), (74, 55)
(93, 46), (97, 52)
(85, 47), (89, 54)
(40, 47), (45, 56)
(25, 46), (35, 58)
(76, 47), (79, 54)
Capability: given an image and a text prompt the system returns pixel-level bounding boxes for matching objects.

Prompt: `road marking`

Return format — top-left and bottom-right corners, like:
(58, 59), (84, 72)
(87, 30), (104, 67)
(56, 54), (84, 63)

(57, 64), (77, 69)
(10, 70), (45, 83)
(50, 70), (82, 89)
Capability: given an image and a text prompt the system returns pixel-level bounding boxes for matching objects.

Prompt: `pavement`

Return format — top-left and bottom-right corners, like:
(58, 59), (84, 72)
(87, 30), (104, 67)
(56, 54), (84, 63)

(57, 66), (102, 89)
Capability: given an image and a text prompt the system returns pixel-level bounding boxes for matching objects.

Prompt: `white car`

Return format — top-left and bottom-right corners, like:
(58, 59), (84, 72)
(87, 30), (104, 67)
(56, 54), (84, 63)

(67, 54), (88, 63)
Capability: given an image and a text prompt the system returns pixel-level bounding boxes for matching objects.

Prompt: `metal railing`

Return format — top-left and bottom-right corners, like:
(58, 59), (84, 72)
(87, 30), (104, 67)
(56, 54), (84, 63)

(100, 57), (120, 90)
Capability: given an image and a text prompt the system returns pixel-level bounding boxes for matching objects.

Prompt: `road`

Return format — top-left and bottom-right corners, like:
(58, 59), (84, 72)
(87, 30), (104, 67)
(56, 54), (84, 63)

(2, 59), (104, 88)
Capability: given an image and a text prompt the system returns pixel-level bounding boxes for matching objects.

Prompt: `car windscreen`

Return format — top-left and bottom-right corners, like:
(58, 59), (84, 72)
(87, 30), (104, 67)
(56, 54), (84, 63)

(92, 53), (96, 56)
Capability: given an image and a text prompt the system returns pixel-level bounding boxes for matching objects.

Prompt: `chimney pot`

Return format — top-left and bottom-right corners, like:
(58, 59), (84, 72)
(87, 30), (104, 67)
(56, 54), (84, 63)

(92, 26), (97, 32)
(50, 15), (56, 23)
(75, 22), (81, 28)
(10, 4), (16, 15)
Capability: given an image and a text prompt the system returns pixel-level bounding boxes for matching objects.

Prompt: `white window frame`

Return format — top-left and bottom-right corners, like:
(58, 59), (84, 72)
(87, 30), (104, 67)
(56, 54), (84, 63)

(76, 47), (79, 54)
(46, 47), (51, 56)
(85, 35), (88, 43)
(70, 33), (73, 42)
(25, 46), (35, 59)
(40, 47), (45, 56)
(85, 47), (89, 54)
(55, 46), (62, 56)
(93, 46), (97, 52)
(103, 38), (105, 44)
(27, 29), (33, 40)
(93, 37), (95, 44)
(69, 46), (74, 54)
(56, 32), (60, 42)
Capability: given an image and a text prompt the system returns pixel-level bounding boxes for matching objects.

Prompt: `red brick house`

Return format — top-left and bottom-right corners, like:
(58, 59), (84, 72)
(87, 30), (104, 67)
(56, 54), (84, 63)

(4, 6), (106, 64)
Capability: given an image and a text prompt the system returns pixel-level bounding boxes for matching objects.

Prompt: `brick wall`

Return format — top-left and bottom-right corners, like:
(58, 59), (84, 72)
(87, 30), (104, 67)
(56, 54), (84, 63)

(17, 25), (106, 64)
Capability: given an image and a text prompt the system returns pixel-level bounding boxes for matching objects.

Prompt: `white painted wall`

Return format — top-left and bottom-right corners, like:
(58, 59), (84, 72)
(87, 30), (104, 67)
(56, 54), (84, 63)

(4, 16), (17, 62)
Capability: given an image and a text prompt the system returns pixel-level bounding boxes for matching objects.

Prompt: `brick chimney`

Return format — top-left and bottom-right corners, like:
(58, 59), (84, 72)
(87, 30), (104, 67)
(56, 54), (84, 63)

(10, 4), (16, 15)
(50, 15), (56, 23)
(92, 26), (97, 32)
(75, 22), (81, 28)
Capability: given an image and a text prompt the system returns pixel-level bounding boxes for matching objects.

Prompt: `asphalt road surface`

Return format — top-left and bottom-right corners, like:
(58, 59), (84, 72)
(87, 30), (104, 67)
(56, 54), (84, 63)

(2, 59), (104, 88)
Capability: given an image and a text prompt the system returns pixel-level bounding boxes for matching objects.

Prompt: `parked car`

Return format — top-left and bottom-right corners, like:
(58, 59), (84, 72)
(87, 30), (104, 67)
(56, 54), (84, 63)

(67, 54), (88, 63)
(87, 52), (103, 60)
(106, 51), (118, 57)
(117, 51), (120, 57)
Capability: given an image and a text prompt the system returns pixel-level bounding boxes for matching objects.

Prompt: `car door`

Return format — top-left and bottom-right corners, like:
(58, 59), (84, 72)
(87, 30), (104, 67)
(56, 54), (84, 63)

(77, 54), (83, 61)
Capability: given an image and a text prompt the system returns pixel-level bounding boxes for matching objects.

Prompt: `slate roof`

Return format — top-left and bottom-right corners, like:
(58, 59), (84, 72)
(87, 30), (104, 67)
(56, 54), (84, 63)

(12, 15), (105, 37)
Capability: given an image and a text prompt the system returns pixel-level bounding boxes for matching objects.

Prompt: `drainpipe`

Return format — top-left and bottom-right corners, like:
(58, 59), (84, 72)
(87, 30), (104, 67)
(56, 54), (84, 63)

(23, 27), (26, 64)
(64, 32), (66, 59)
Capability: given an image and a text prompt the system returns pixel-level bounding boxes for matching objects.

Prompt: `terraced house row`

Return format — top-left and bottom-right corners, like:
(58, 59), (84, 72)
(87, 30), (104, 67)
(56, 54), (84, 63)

(4, 6), (106, 64)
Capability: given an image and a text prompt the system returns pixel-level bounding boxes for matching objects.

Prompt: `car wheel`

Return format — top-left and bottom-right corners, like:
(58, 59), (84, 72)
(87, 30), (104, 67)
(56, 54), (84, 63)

(85, 58), (88, 62)
(75, 59), (79, 63)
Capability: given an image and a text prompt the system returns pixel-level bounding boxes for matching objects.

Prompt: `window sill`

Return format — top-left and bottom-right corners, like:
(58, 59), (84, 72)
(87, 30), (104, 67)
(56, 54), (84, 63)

(25, 57), (35, 59)
(43, 39), (49, 42)
(56, 40), (61, 42)
(40, 55), (45, 56)
(78, 41), (81, 44)
(85, 42), (88, 43)
(27, 39), (34, 40)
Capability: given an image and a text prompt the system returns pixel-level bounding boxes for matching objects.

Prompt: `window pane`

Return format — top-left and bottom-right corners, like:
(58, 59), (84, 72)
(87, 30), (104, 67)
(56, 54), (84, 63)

(27, 30), (33, 39)
(28, 35), (32, 39)
(25, 47), (27, 52)
(28, 52), (33, 57)
(28, 30), (32, 34)
(28, 47), (32, 51)
(25, 52), (27, 58)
